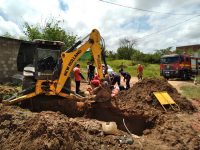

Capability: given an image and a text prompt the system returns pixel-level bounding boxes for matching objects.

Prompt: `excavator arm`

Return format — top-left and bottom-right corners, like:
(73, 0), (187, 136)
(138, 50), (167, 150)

(3, 29), (106, 105)
(56, 29), (105, 93)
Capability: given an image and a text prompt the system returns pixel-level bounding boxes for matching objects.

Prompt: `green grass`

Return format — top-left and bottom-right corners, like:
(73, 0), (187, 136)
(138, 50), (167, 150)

(78, 59), (161, 78)
(180, 85), (200, 100)
(196, 76), (200, 84)
(107, 60), (160, 77)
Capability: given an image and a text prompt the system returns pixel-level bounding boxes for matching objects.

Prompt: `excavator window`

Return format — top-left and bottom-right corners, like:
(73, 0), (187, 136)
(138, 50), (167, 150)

(37, 48), (60, 71)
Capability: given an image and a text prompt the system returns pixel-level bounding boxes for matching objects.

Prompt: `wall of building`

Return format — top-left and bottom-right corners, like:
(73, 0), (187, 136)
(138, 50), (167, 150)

(0, 37), (22, 82)
(176, 45), (200, 57)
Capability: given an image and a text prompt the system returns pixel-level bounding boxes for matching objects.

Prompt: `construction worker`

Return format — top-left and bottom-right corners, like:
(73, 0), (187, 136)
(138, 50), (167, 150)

(110, 72), (121, 86)
(73, 63), (85, 94)
(137, 64), (143, 81)
(90, 74), (100, 88)
(88, 62), (95, 84)
(86, 61), (90, 82)
(91, 79), (112, 102)
(111, 84), (120, 97)
(119, 69), (131, 90)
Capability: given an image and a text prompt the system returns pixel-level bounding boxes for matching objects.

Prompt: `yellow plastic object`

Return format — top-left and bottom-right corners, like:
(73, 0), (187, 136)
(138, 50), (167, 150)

(153, 91), (180, 111)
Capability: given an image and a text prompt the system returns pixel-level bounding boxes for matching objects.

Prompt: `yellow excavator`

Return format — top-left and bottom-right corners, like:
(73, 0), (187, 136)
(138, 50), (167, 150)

(3, 29), (107, 108)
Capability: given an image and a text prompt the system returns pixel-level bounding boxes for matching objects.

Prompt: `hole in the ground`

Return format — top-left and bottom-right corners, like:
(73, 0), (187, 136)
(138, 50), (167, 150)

(20, 96), (155, 136)
(85, 102), (155, 136)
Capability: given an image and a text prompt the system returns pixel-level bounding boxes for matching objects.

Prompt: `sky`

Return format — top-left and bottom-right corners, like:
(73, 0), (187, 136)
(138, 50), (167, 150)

(0, 0), (200, 53)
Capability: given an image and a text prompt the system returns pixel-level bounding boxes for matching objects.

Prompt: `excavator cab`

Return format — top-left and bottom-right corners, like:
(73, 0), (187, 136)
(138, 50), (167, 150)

(17, 40), (71, 93)
(34, 40), (62, 80)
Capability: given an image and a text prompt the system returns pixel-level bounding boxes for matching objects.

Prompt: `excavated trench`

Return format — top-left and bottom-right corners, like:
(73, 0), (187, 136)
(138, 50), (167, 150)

(85, 102), (155, 135)
(20, 96), (156, 136)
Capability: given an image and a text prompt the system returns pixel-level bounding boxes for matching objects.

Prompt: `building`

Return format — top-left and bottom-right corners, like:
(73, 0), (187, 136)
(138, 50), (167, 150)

(0, 36), (24, 82)
(176, 44), (200, 57)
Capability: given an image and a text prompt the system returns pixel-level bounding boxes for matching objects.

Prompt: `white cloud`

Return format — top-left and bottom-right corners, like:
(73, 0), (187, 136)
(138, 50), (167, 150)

(0, 16), (22, 36)
(0, 0), (200, 53)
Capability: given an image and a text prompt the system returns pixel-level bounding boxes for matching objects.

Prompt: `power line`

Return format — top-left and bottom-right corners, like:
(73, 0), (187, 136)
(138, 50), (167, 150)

(138, 15), (200, 40)
(99, 0), (199, 16)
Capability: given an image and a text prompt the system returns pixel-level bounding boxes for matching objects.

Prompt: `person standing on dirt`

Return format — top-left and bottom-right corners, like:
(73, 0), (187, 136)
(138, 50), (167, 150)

(119, 69), (131, 90)
(88, 62), (95, 84)
(92, 79), (112, 102)
(73, 63), (85, 94)
(137, 64), (143, 81)
(110, 72), (121, 86)
(86, 61), (90, 82)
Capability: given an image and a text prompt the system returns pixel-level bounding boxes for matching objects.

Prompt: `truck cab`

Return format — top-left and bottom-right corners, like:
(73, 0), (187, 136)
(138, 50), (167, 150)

(160, 54), (192, 80)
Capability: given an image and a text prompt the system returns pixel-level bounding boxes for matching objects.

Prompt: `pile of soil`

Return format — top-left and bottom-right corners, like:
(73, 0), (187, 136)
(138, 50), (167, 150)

(0, 78), (200, 150)
(82, 78), (200, 149)
(115, 78), (196, 114)
(0, 104), (142, 150)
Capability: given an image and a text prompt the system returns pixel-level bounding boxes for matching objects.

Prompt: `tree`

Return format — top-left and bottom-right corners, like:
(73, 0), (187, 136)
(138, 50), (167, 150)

(106, 50), (117, 60)
(24, 22), (42, 40)
(119, 37), (137, 49)
(23, 19), (77, 49)
(155, 47), (173, 56)
(117, 47), (134, 60)
(117, 37), (138, 60)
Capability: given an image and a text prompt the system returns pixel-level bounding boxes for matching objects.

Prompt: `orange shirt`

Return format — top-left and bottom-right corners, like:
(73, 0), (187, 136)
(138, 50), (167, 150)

(137, 65), (143, 73)
(73, 67), (81, 81)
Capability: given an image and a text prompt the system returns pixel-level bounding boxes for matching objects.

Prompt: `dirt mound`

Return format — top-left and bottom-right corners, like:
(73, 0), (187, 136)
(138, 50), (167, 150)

(0, 104), (142, 150)
(116, 78), (196, 114)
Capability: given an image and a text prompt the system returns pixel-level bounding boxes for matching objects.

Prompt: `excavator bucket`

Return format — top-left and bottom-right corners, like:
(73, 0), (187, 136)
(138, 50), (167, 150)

(153, 91), (180, 111)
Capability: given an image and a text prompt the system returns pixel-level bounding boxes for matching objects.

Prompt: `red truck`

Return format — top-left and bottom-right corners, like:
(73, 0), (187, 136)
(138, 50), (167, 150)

(160, 54), (200, 80)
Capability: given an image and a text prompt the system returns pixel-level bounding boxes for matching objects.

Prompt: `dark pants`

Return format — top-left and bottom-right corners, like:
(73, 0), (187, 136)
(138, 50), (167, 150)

(112, 76), (121, 86)
(137, 72), (143, 80)
(75, 81), (80, 93)
(126, 76), (131, 89)
(88, 73), (94, 81)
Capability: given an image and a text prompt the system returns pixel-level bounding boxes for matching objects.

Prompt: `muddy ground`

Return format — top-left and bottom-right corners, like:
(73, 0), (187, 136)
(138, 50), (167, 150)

(0, 78), (200, 150)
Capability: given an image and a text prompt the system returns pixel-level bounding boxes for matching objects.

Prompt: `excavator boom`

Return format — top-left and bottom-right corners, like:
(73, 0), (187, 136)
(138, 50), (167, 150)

(56, 29), (104, 93)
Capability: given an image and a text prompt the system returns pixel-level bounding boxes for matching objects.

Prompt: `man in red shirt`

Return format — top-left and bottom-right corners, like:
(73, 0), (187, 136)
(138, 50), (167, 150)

(73, 63), (85, 94)
(137, 64), (143, 81)
(90, 74), (100, 88)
